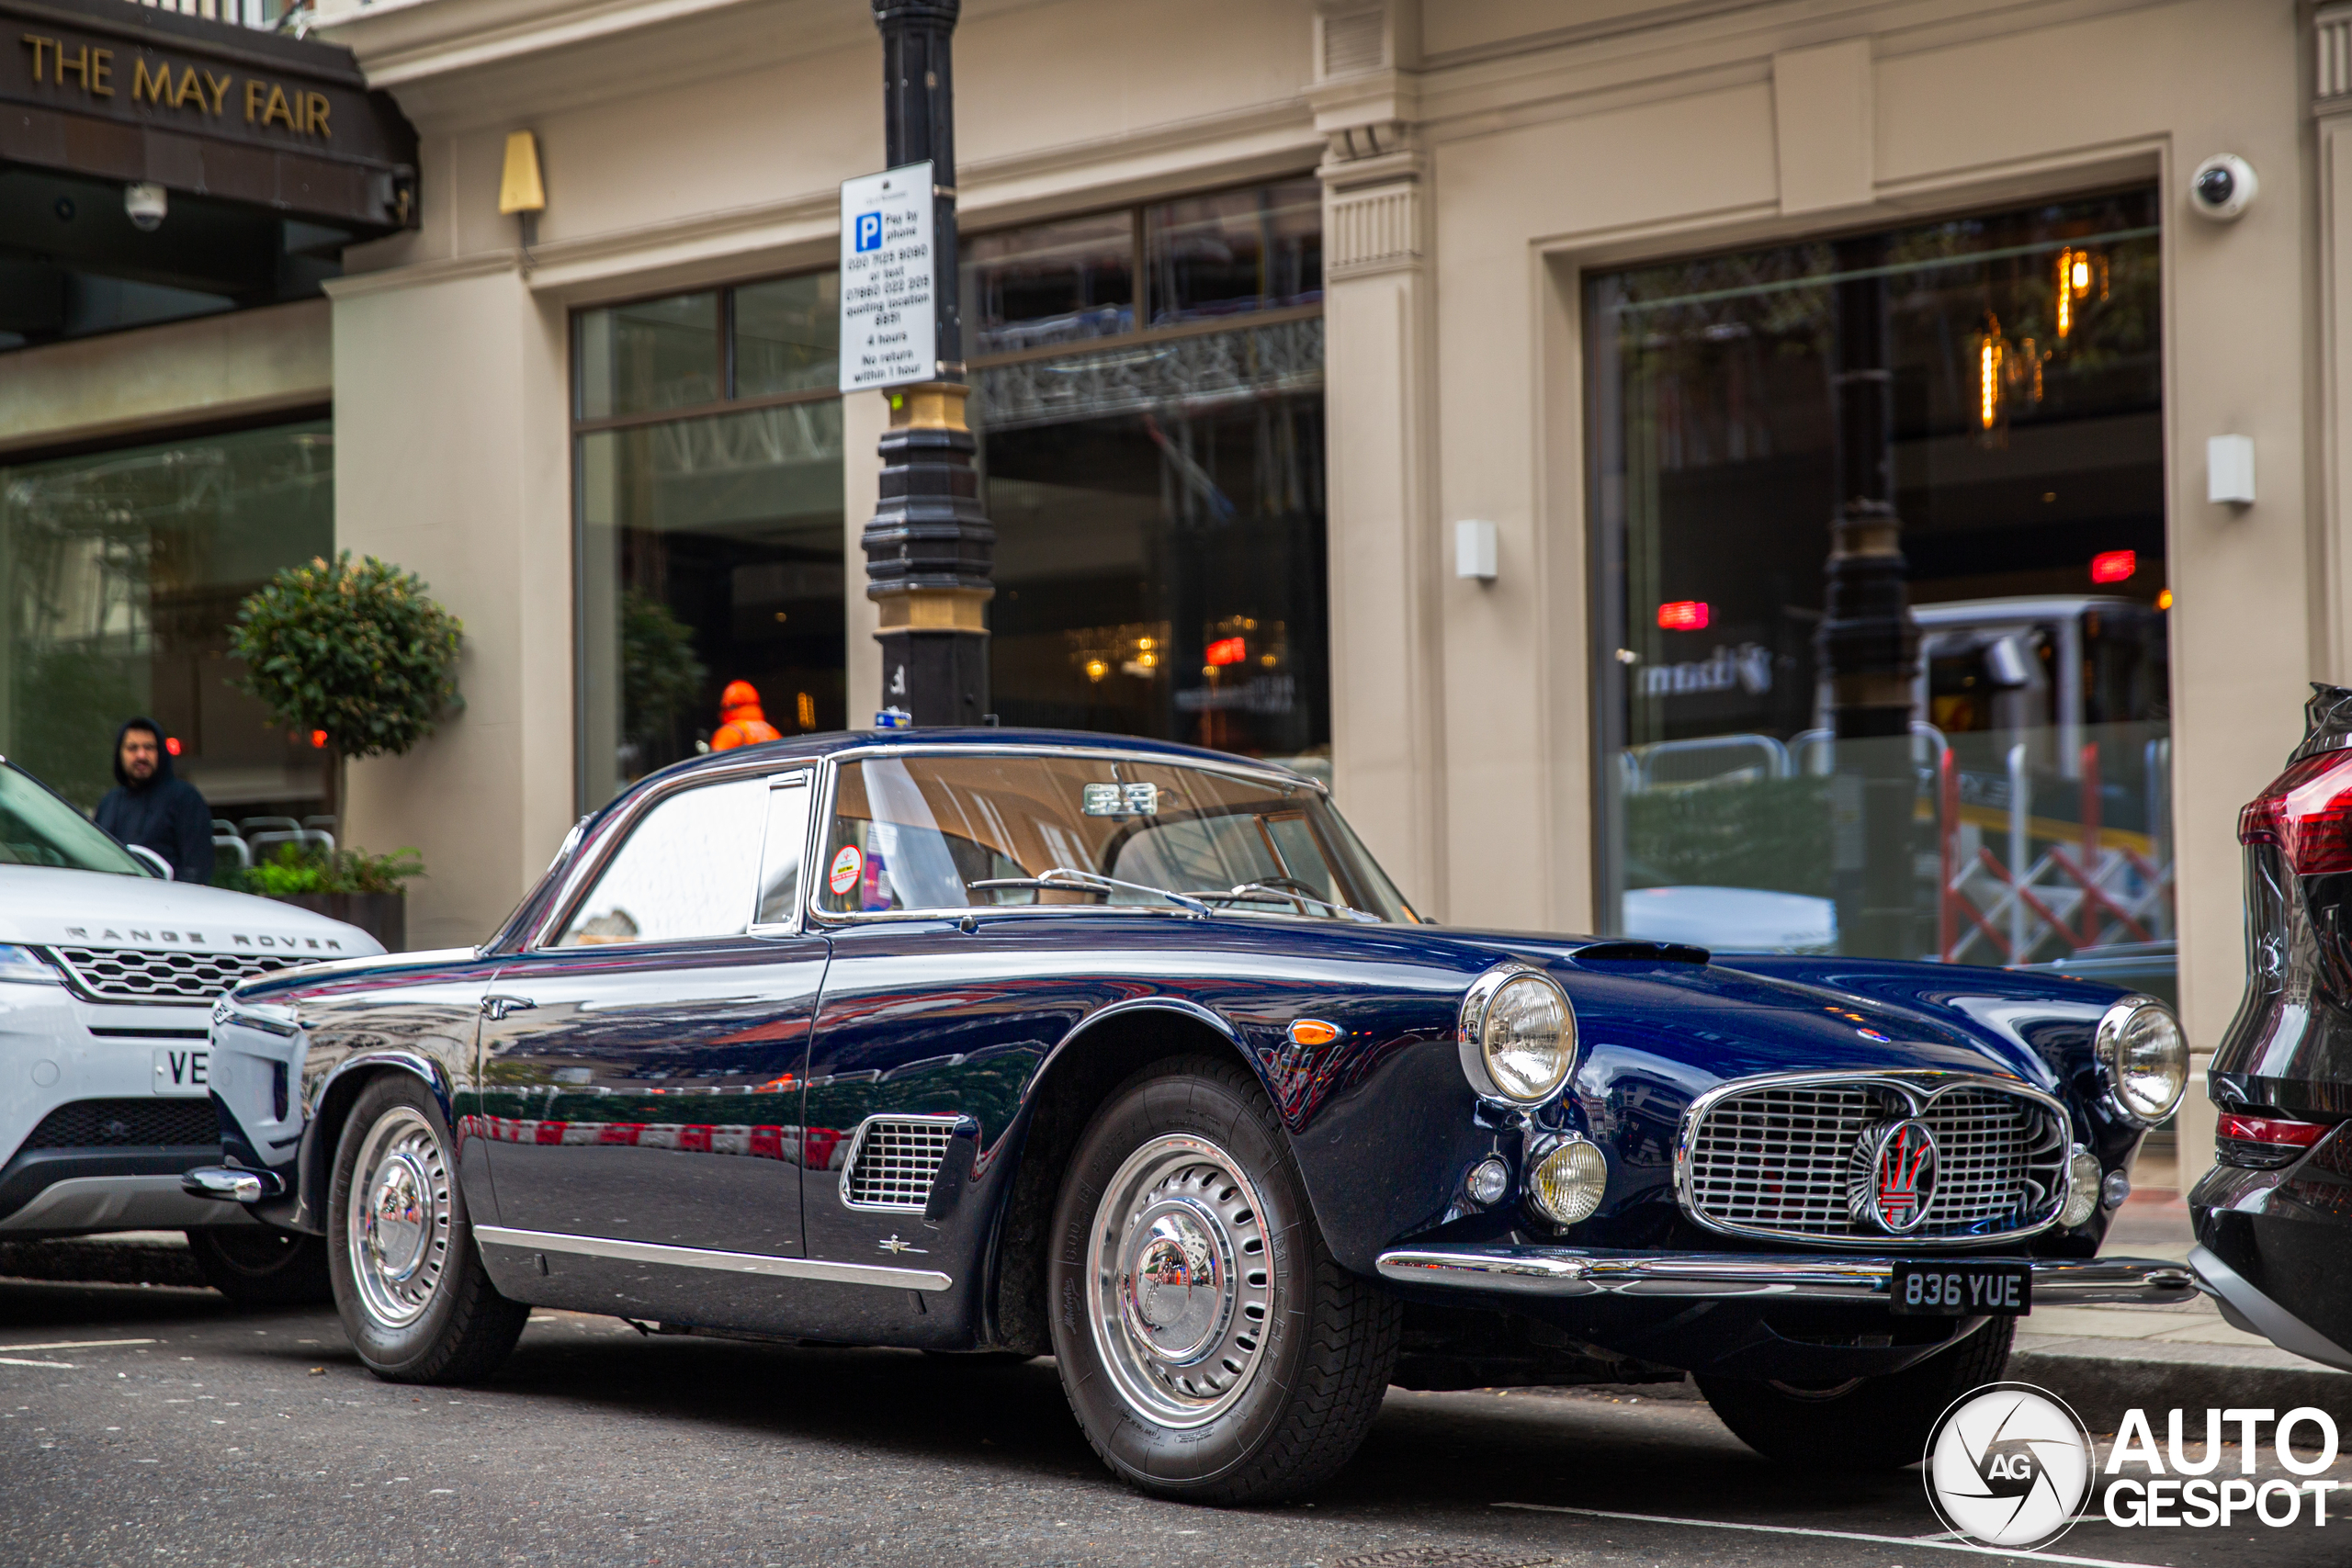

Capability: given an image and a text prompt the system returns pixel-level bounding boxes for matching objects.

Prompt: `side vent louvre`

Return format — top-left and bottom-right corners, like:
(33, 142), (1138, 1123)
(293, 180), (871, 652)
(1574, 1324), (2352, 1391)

(840, 1115), (959, 1211)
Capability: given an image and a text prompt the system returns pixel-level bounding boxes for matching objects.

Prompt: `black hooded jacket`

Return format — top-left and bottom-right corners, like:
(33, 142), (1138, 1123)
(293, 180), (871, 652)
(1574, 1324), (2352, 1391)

(92, 718), (215, 884)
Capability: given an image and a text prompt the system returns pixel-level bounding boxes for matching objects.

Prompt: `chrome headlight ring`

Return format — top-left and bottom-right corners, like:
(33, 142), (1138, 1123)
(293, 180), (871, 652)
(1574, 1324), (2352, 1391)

(1457, 962), (1577, 1106)
(2094, 994), (2188, 1127)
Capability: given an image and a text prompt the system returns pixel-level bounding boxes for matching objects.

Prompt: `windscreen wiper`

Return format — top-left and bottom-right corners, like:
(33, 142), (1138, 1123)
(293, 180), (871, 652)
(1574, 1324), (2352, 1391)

(967, 865), (1213, 917)
(1188, 881), (1382, 922)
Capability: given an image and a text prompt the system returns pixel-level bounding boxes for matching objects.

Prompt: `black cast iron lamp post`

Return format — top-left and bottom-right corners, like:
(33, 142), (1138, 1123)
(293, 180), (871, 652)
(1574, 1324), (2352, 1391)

(860, 0), (993, 727)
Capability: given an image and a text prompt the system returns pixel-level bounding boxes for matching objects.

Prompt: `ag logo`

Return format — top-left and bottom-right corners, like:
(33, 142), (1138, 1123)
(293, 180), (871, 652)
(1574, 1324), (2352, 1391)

(1857, 1117), (1938, 1234)
(1925, 1383), (2095, 1551)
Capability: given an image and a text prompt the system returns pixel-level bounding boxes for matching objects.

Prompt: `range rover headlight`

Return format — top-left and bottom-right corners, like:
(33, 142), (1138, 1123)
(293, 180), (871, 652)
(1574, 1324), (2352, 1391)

(2096, 995), (2188, 1125)
(1458, 964), (1576, 1104)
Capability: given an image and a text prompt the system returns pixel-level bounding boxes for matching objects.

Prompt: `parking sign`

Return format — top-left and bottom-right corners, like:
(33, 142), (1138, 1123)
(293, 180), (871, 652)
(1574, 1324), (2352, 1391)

(839, 163), (935, 393)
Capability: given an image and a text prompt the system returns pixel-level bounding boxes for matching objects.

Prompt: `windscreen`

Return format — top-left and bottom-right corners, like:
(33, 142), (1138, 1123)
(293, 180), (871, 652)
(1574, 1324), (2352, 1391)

(816, 753), (1415, 923)
(0, 763), (146, 875)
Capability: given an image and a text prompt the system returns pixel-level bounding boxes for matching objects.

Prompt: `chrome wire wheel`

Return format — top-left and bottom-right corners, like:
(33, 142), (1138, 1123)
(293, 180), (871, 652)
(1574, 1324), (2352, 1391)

(1085, 1132), (1275, 1429)
(345, 1105), (452, 1330)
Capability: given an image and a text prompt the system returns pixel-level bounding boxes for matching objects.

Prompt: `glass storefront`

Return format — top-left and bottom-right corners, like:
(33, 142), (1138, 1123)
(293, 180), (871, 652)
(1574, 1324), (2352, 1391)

(0, 421), (334, 812)
(967, 179), (1329, 771)
(1588, 189), (2174, 1000)
(574, 274), (846, 807)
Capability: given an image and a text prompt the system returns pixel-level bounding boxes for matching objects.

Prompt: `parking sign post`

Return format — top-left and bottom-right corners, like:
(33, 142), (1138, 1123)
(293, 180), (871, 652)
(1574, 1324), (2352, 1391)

(846, 0), (992, 728)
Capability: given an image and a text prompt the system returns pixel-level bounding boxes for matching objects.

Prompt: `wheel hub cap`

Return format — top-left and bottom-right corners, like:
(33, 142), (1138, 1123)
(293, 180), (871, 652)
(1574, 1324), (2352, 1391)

(345, 1106), (451, 1330)
(1087, 1133), (1275, 1428)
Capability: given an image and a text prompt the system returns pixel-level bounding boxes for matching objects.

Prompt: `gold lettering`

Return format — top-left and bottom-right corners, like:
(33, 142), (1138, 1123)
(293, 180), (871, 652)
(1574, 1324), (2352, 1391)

(89, 46), (110, 96)
(20, 33), (51, 84)
(304, 90), (330, 138)
(261, 83), (294, 130)
(203, 70), (229, 114)
(243, 76), (263, 121)
(56, 42), (88, 87)
(131, 55), (170, 104)
(173, 66), (206, 110)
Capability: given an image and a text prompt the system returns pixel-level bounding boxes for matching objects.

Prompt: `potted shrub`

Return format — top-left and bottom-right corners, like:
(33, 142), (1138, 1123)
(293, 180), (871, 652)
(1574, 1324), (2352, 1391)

(229, 553), (464, 950)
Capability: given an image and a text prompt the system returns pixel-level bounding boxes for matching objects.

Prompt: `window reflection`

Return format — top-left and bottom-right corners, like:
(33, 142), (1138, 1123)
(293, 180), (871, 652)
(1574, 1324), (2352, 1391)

(965, 213), (1135, 356)
(1144, 180), (1321, 325)
(577, 293), (720, 420)
(559, 777), (766, 945)
(734, 275), (839, 400)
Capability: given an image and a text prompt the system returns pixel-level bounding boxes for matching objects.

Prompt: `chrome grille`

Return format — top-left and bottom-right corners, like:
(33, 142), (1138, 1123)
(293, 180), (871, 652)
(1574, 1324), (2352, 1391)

(1679, 1075), (2068, 1245)
(840, 1116), (957, 1211)
(51, 946), (302, 1003)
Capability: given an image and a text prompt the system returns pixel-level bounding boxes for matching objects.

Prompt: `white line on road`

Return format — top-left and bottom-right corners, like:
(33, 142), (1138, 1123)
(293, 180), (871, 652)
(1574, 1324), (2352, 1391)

(0, 1339), (157, 1353)
(1494, 1503), (2167, 1568)
(0, 1359), (76, 1370)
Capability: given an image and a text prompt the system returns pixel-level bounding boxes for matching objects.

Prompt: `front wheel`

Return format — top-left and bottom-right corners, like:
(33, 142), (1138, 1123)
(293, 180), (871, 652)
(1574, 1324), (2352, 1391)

(1046, 1055), (1400, 1505)
(327, 1075), (528, 1383)
(1698, 1316), (2017, 1468)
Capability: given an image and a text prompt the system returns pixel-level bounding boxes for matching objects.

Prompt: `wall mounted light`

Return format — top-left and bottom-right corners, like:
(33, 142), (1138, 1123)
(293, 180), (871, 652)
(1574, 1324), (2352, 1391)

(499, 129), (546, 245)
(1455, 519), (1498, 581)
(2208, 434), (2256, 506)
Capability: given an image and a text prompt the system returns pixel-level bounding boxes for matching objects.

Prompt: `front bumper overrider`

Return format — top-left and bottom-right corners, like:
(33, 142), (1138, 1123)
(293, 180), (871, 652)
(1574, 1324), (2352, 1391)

(1374, 1243), (2197, 1305)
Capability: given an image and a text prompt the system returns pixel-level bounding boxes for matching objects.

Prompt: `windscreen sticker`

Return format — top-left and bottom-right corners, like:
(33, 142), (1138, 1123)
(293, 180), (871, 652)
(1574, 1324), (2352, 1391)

(828, 844), (864, 897)
(1082, 781), (1159, 817)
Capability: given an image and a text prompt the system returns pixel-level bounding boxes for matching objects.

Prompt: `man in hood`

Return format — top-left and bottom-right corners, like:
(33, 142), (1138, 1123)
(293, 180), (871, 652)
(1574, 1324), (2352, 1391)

(93, 718), (215, 884)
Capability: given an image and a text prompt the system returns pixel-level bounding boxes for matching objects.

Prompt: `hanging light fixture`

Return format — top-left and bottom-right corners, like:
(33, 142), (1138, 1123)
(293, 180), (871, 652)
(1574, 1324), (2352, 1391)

(1979, 316), (2004, 432)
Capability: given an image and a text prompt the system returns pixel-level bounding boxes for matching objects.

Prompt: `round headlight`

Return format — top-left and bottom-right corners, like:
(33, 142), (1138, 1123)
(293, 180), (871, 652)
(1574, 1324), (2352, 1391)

(2096, 996), (2188, 1125)
(1529, 1136), (1608, 1226)
(2060, 1145), (2102, 1228)
(1458, 965), (1575, 1104)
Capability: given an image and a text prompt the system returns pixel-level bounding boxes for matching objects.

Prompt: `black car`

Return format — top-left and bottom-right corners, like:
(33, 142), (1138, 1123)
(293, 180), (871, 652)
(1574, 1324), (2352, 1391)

(2191, 685), (2352, 1369)
(188, 730), (2194, 1502)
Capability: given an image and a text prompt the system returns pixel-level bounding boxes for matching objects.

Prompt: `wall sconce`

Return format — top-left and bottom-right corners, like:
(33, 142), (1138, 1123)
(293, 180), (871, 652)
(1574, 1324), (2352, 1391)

(1455, 519), (1498, 581)
(499, 130), (546, 245)
(2208, 434), (2256, 507)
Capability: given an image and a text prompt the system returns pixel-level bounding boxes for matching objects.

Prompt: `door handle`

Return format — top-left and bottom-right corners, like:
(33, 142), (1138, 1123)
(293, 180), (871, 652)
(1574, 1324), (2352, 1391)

(482, 995), (537, 1022)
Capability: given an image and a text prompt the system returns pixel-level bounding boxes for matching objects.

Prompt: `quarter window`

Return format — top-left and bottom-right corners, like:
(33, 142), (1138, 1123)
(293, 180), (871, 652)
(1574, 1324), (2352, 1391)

(558, 777), (768, 946)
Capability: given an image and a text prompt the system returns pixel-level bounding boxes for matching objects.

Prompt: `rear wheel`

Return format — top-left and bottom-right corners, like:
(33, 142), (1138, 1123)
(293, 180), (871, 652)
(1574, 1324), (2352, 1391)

(1698, 1316), (2017, 1468)
(327, 1075), (528, 1383)
(1046, 1055), (1400, 1504)
(185, 1225), (333, 1306)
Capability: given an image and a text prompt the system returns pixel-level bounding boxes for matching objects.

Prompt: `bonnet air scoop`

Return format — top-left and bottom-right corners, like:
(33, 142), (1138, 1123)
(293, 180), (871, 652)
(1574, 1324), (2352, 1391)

(1570, 940), (1712, 965)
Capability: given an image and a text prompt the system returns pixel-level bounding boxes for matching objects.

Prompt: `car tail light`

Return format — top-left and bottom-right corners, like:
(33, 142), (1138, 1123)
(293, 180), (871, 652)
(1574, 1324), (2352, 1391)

(2239, 752), (2352, 874)
(2217, 1112), (2329, 1148)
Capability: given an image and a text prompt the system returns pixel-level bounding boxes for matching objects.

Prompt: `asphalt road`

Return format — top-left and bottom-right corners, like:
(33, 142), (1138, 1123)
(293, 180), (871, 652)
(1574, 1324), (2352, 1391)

(1, 1276), (2344, 1568)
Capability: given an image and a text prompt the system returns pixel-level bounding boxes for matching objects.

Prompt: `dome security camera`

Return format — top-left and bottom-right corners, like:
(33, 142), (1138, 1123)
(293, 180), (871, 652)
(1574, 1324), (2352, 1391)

(2188, 155), (2256, 222)
(124, 181), (167, 231)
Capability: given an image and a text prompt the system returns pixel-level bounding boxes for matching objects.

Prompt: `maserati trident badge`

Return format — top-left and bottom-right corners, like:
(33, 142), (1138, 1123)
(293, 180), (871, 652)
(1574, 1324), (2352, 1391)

(877, 1234), (927, 1255)
(1858, 1118), (1939, 1234)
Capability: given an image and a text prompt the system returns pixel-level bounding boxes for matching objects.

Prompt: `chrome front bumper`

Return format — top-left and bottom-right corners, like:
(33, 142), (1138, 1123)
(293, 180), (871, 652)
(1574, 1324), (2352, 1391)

(1374, 1243), (2198, 1305)
(180, 1166), (283, 1203)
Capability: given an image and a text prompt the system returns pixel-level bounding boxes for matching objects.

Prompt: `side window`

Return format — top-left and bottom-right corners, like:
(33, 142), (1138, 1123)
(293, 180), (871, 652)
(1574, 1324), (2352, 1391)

(754, 777), (812, 926)
(556, 778), (766, 946)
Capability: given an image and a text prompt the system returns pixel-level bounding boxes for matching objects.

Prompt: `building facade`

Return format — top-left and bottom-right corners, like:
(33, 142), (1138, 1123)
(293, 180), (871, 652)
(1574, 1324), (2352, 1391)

(8, 0), (2343, 1188)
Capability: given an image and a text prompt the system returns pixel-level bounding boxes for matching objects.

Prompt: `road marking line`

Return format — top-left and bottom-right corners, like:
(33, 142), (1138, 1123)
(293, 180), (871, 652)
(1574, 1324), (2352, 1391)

(0, 1359), (76, 1370)
(0, 1339), (157, 1353)
(1493, 1503), (2165, 1568)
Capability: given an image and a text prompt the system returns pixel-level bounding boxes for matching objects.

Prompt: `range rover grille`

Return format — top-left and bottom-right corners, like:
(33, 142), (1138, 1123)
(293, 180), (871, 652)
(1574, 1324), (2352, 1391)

(1679, 1076), (2069, 1245)
(24, 1098), (219, 1149)
(51, 946), (303, 1003)
(840, 1116), (958, 1211)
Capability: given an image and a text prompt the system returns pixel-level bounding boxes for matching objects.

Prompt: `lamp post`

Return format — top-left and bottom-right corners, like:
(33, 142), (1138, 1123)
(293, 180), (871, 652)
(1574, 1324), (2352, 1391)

(860, 0), (993, 726)
(1819, 235), (1921, 958)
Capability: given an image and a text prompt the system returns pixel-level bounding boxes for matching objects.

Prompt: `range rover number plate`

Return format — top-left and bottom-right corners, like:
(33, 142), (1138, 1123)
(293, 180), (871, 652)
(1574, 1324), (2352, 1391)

(1889, 1260), (2031, 1316)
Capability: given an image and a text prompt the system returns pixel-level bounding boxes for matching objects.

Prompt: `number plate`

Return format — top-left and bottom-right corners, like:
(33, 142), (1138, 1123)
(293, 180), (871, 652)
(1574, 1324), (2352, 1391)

(1889, 1260), (2031, 1316)
(152, 1046), (210, 1095)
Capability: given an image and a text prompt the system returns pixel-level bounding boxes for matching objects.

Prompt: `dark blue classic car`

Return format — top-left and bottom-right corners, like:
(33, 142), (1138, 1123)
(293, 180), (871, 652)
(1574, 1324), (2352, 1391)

(188, 730), (2193, 1502)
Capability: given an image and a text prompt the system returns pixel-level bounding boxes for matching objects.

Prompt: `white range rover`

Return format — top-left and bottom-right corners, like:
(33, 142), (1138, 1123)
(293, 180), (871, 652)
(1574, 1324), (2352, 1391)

(0, 758), (380, 1301)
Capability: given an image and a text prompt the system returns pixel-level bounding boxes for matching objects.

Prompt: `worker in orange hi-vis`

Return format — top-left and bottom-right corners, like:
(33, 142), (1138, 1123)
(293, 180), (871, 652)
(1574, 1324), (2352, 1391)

(709, 680), (784, 750)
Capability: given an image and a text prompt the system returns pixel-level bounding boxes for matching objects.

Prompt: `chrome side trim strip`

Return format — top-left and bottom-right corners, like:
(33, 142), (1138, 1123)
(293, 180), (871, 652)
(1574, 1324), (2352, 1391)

(473, 1225), (953, 1292)
(1373, 1244), (2197, 1305)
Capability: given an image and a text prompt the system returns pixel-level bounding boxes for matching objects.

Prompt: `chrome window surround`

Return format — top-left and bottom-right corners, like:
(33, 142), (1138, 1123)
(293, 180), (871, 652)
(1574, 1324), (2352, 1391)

(1455, 961), (1577, 1106)
(2093, 994), (2188, 1127)
(1671, 1069), (2072, 1249)
(836, 1111), (963, 1212)
(800, 742), (1331, 929)
(527, 762), (817, 951)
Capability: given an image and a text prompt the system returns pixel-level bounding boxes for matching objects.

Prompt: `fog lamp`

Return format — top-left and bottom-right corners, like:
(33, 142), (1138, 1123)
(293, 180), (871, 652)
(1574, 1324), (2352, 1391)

(1529, 1136), (1607, 1227)
(1465, 1156), (1510, 1208)
(2095, 997), (2188, 1125)
(2060, 1145), (2102, 1228)
(1457, 964), (1576, 1104)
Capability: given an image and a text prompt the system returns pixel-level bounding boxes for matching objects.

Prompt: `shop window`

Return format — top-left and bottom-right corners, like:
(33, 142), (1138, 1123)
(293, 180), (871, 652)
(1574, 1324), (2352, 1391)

(573, 275), (845, 809)
(966, 178), (1329, 774)
(0, 420), (334, 816)
(1588, 189), (2174, 1001)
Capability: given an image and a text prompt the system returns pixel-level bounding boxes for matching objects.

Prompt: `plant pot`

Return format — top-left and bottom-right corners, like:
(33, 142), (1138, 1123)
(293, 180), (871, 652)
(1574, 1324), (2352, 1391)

(267, 892), (406, 953)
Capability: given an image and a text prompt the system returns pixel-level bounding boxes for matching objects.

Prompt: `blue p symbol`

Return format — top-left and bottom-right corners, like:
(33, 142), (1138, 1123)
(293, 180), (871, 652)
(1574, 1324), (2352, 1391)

(855, 212), (882, 253)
